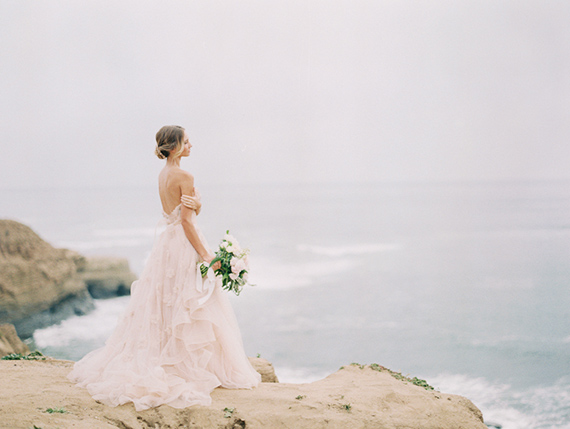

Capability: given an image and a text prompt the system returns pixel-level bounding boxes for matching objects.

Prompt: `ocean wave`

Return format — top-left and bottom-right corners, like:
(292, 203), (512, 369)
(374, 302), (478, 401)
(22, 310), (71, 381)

(468, 334), (570, 349)
(92, 227), (157, 238)
(298, 243), (400, 257)
(247, 256), (355, 290)
(57, 238), (149, 250)
(429, 373), (570, 429)
(33, 296), (129, 348)
(272, 366), (331, 384)
(468, 335), (534, 347)
(273, 315), (398, 333)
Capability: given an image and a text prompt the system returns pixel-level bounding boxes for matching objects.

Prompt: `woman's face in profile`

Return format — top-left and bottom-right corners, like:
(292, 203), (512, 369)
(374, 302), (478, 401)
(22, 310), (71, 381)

(181, 131), (192, 157)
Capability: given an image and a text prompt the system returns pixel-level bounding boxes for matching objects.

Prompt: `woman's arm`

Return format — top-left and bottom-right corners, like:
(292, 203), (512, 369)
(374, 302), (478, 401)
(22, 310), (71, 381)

(181, 192), (201, 215)
(178, 174), (213, 262)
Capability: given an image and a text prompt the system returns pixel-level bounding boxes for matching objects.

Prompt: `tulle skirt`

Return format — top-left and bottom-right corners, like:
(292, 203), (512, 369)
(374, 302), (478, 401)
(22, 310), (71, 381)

(67, 212), (261, 411)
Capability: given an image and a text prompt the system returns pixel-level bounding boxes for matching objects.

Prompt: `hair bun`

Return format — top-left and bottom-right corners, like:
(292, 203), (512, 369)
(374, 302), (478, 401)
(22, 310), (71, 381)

(155, 145), (167, 159)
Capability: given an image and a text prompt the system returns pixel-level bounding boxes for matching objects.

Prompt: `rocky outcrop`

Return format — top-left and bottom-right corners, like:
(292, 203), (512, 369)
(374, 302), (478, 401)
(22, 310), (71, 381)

(0, 360), (488, 428)
(80, 256), (137, 299)
(0, 220), (139, 337)
(248, 357), (279, 382)
(0, 220), (94, 338)
(0, 323), (29, 357)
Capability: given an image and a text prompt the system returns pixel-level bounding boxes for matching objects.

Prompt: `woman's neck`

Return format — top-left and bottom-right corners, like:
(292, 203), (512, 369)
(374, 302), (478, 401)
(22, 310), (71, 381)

(166, 156), (181, 168)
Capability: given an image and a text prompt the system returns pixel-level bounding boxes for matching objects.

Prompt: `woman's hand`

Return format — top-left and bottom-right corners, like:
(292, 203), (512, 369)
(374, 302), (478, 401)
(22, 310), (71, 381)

(203, 253), (222, 271)
(181, 192), (202, 214)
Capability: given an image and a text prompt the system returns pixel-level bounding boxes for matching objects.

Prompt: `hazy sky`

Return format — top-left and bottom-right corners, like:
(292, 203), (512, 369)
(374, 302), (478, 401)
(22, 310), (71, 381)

(1, 0), (569, 189)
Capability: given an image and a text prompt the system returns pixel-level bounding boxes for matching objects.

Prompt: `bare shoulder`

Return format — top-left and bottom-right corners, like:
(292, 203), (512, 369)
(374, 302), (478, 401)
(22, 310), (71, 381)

(172, 168), (194, 194)
(171, 168), (194, 184)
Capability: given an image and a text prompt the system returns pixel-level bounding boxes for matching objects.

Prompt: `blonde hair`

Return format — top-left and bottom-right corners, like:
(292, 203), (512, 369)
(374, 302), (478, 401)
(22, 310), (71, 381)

(155, 125), (186, 159)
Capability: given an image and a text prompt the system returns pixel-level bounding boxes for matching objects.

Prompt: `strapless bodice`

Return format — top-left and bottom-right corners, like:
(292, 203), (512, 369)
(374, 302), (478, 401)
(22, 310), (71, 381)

(163, 203), (182, 224)
(162, 203), (198, 226)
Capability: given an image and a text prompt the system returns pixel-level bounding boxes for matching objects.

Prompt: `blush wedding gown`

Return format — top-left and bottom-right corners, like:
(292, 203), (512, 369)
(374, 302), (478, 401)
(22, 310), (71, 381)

(67, 203), (261, 411)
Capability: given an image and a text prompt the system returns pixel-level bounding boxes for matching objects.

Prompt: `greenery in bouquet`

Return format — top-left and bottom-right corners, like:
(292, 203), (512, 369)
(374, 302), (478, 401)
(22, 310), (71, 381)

(199, 231), (253, 295)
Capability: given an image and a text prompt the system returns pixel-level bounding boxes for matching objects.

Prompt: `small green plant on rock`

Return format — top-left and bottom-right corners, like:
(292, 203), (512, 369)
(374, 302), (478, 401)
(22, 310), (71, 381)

(223, 407), (235, 418)
(409, 376), (434, 390)
(295, 395), (305, 400)
(368, 363), (434, 391)
(342, 403), (352, 411)
(2, 350), (46, 361)
(45, 407), (67, 414)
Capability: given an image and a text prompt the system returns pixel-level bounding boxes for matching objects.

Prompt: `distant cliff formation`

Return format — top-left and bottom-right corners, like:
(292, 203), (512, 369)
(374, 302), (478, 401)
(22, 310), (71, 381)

(80, 256), (137, 299)
(0, 219), (137, 338)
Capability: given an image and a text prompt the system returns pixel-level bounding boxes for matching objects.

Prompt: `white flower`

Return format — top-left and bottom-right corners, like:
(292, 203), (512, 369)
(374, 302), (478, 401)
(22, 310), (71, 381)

(242, 271), (249, 282)
(224, 233), (237, 244)
(226, 245), (235, 254)
(231, 259), (246, 274)
(229, 272), (239, 280)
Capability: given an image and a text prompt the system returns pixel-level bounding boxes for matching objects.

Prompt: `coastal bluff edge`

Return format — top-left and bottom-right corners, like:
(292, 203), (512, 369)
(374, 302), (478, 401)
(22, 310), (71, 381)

(0, 358), (486, 429)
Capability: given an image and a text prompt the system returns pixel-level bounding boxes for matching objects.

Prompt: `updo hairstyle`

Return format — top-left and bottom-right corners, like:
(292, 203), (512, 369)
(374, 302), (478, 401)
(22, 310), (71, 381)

(155, 125), (186, 159)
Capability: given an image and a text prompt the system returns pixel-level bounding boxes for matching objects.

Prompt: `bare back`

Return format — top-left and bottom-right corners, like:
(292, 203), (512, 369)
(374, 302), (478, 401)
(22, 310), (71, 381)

(158, 166), (194, 215)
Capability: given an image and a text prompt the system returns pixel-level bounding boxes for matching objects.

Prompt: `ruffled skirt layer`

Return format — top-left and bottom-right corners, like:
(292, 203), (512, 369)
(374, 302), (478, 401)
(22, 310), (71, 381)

(67, 220), (261, 411)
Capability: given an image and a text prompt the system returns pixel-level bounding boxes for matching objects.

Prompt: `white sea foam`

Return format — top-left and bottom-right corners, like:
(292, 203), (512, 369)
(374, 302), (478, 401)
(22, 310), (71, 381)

(273, 366), (331, 384)
(92, 227), (156, 238)
(469, 335), (533, 347)
(33, 296), (130, 348)
(247, 256), (355, 290)
(429, 373), (570, 429)
(57, 238), (149, 250)
(273, 314), (398, 333)
(297, 243), (400, 257)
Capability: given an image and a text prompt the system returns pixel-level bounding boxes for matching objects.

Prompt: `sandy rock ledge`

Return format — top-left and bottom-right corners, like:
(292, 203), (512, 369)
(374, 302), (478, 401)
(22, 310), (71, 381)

(0, 323), (29, 357)
(0, 359), (486, 429)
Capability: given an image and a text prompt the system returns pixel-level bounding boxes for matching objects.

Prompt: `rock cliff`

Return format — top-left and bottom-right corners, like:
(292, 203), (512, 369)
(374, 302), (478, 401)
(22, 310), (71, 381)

(0, 220), (138, 338)
(0, 360), (487, 428)
(0, 220), (94, 337)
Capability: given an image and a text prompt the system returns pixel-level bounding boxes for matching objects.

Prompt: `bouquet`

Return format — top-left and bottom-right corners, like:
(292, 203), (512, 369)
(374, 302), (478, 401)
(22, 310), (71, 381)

(199, 231), (253, 295)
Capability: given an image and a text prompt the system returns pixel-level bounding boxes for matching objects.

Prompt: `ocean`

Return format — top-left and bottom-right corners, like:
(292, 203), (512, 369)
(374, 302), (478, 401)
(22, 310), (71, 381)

(2, 181), (569, 428)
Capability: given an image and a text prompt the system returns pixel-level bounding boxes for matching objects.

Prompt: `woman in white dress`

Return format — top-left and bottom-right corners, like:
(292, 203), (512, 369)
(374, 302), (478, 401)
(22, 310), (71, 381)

(67, 125), (261, 411)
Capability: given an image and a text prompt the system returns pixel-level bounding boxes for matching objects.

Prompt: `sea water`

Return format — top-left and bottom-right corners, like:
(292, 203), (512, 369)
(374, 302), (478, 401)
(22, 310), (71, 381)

(2, 181), (569, 429)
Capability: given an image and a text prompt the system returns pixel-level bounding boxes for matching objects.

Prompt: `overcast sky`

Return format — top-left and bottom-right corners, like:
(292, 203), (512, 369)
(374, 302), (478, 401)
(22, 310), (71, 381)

(1, 0), (569, 189)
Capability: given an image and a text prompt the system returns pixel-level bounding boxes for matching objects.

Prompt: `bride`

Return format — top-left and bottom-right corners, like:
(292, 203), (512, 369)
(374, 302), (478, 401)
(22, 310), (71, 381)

(67, 125), (261, 411)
